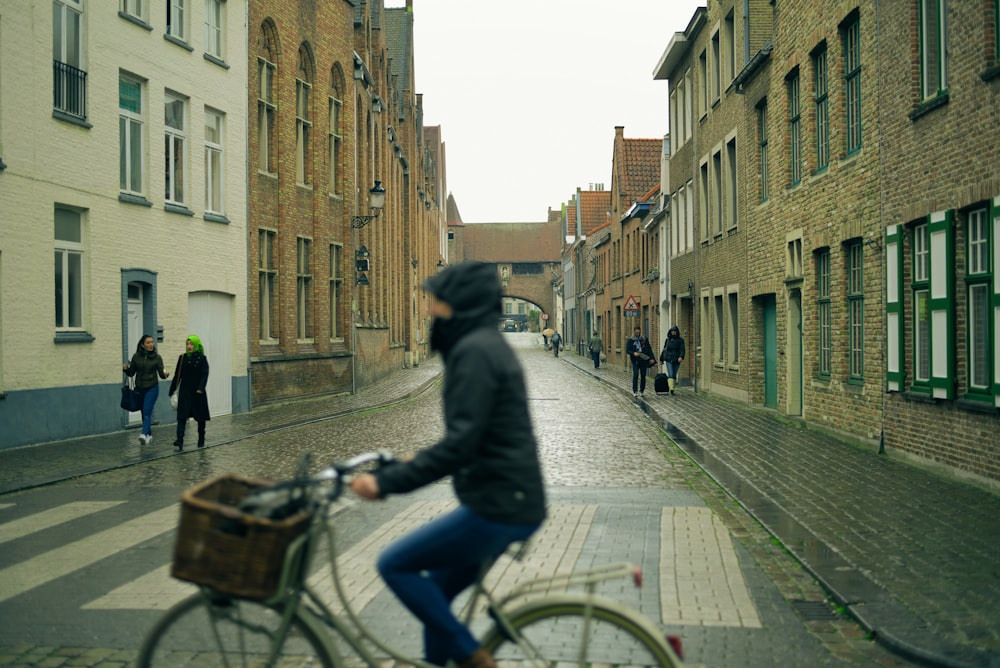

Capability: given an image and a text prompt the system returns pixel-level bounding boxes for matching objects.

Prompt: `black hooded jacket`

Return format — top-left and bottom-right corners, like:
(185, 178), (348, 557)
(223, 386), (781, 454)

(373, 262), (547, 526)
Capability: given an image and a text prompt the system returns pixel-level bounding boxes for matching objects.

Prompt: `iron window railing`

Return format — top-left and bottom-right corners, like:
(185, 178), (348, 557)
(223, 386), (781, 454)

(54, 60), (87, 120)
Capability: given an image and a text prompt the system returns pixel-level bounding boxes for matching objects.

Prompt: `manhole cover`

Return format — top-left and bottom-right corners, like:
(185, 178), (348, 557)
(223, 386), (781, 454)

(790, 599), (840, 621)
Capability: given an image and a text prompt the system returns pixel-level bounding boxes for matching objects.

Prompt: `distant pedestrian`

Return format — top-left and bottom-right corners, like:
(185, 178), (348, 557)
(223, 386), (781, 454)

(169, 335), (211, 449)
(550, 331), (562, 357)
(660, 325), (686, 396)
(626, 326), (655, 398)
(588, 332), (604, 369)
(122, 334), (169, 445)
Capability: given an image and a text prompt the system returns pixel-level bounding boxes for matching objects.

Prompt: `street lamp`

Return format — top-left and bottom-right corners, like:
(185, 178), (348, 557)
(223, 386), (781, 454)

(351, 181), (386, 228)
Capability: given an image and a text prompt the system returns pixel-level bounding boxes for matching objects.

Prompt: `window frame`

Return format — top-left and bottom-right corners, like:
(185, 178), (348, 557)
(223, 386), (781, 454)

(53, 0), (87, 121)
(911, 223), (931, 385)
(966, 207), (992, 395)
(204, 108), (224, 215)
(296, 236), (314, 340)
(813, 44), (830, 172)
(258, 229), (278, 341)
(847, 240), (864, 380)
(295, 48), (313, 187)
(204, 0), (224, 59)
(757, 99), (769, 203)
(842, 14), (862, 155)
(726, 287), (740, 368)
(817, 249), (832, 377)
(328, 94), (343, 197)
(54, 207), (85, 332)
(167, 0), (188, 42)
(787, 69), (802, 187)
(329, 243), (344, 341)
(119, 73), (145, 196)
(919, 0), (948, 100)
(257, 56), (276, 174)
(164, 92), (187, 205)
(120, 0), (146, 21)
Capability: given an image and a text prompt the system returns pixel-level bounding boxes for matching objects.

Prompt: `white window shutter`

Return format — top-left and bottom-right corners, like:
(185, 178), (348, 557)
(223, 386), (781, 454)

(928, 210), (954, 399)
(885, 225), (904, 392)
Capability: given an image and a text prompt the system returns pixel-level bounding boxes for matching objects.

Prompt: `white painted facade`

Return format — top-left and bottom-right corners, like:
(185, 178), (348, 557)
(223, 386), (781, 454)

(0, 0), (249, 447)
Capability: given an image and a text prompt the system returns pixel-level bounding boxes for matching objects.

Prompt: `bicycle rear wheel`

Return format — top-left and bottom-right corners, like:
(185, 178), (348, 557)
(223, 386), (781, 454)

(480, 595), (681, 668)
(136, 590), (335, 667)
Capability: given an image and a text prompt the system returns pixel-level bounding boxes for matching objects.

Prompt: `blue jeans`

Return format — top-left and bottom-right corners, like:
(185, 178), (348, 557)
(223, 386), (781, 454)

(377, 506), (540, 666)
(663, 360), (680, 380)
(591, 351), (600, 368)
(138, 384), (159, 436)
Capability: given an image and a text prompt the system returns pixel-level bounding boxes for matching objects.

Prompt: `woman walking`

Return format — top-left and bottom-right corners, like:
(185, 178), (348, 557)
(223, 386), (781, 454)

(168, 335), (210, 449)
(123, 335), (169, 445)
(659, 325), (686, 395)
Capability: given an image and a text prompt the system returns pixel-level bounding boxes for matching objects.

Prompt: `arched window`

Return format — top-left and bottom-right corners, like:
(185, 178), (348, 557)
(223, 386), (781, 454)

(295, 44), (315, 186)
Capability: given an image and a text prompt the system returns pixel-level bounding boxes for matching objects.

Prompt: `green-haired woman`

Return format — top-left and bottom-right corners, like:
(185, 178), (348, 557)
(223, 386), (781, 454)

(167, 335), (211, 449)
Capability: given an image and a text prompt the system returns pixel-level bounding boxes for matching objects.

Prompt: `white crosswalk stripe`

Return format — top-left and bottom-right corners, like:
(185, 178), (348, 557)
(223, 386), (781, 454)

(0, 505), (177, 604)
(0, 502), (124, 546)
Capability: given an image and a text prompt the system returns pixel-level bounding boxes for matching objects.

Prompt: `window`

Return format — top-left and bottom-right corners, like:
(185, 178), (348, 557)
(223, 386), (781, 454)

(685, 180), (694, 252)
(257, 54), (276, 173)
(295, 47), (313, 186)
(699, 161), (710, 241)
(296, 237), (313, 339)
(757, 99), (768, 202)
(817, 249), (831, 376)
(912, 223), (930, 383)
(167, 0), (187, 41)
(727, 289), (739, 366)
(724, 10), (736, 86)
(119, 73), (144, 196)
(54, 207), (84, 330)
(204, 0), (223, 59)
(920, 0), (947, 100)
(843, 14), (862, 154)
(711, 30), (721, 103)
(258, 230), (277, 340)
(204, 109), (224, 214)
(967, 208), (991, 392)
(328, 93), (343, 195)
(683, 68), (693, 143)
(164, 93), (187, 204)
(53, 0), (86, 120)
(712, 150), (723, 235)
(788, 70), (802, 186)
(813, 45), (829, 171)
(121, 0), (146, 21)
(725, 137), (737, 230)
(698, 49), (708, 116)
(847, 240), (864, 379)
(330, 244), (344, 340)
(714, 292), (724, 364)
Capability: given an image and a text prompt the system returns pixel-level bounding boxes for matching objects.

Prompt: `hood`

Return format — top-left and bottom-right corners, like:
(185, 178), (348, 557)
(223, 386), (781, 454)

(186, 334), (205, 355)
(422, 261), (502, 320)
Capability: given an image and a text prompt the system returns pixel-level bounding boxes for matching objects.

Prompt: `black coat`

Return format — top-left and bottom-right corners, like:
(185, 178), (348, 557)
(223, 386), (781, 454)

(169, 353), (211, 423)
(660, 335), (686, 364)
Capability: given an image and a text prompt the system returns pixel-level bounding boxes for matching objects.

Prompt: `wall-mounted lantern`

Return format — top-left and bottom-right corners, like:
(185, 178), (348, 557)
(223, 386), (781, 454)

(351, 181), (386, 228)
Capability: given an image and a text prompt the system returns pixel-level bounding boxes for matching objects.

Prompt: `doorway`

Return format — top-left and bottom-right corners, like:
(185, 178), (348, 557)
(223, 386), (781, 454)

(125, 283), (144, 426)
(762, 295), (777, 408)
(787, 288), (803, 416)
(188, 291), (233, 416)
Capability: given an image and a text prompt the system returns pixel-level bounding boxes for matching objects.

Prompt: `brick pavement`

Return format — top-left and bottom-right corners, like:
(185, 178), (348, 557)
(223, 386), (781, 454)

(559, 353), (1000, 668)
(3, 344), (999, 667)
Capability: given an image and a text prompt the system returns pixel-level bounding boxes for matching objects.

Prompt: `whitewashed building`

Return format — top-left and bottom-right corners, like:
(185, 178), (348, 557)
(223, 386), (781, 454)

(0, 0), (249, 447)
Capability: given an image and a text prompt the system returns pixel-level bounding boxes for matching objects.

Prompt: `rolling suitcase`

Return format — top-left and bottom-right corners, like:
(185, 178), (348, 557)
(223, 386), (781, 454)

(654, 371), (669, 394)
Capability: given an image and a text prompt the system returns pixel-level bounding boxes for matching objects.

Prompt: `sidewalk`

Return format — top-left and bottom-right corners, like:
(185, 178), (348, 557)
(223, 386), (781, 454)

(559, 352), (1000, 668)
(0, 358), (443, 495)
(3, 348), (998, 667)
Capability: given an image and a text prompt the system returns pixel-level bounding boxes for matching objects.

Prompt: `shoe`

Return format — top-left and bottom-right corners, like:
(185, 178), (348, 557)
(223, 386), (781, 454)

(458, 648), (496, 668)
(145, 435), (152, 446)
(197, 438), (205, 448)
(138, 434), (146, 445)
(173, 439), (184, 449)
(640, 392), (645, 398)
(633, 392), (639, 398)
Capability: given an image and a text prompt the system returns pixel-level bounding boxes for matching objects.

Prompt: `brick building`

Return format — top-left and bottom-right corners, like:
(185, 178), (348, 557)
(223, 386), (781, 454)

(247, 0), (444, 405)
(650, 1), (999, 484)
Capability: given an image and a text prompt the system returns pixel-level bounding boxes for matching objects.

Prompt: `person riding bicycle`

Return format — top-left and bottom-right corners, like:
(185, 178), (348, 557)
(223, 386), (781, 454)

(350, 261), (547, 668)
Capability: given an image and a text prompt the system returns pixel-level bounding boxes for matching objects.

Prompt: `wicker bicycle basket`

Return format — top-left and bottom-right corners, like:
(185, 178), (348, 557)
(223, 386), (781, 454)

(171, 473), (311, 600)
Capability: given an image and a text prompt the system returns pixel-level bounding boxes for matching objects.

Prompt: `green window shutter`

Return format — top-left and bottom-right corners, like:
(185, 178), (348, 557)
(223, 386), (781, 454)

(928, 209), (955, 399)
(885, 225), (905, 391)
(992, 196), (1000, 407)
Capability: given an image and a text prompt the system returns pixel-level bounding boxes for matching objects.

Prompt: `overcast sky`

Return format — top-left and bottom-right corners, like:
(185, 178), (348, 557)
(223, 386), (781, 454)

(387, 0), (703, 223)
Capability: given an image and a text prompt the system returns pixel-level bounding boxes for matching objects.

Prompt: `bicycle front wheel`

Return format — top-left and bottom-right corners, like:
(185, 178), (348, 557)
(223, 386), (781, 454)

(136, 590), (335, 667)
(480, 595), (681, 668)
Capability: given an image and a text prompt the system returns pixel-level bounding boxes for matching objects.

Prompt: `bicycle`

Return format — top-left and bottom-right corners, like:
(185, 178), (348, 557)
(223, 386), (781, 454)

(137, 451), (685, 667)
